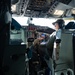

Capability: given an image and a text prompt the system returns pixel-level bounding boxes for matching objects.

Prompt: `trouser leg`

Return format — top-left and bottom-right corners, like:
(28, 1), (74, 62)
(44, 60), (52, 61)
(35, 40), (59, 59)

(45, 58), (54, 75)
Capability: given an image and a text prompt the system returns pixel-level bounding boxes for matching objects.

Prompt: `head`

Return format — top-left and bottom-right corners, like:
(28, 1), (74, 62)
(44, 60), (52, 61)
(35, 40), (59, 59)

(52, 19), (65, 30)
(40, 33), (46, 39)
(53, 22), (60, 30)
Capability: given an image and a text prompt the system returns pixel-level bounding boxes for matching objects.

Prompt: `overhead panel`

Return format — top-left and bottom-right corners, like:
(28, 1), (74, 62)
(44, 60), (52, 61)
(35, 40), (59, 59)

(24, 0), (53, 17)
(27, 0), (49, 12)
(11, 0), (75, 18)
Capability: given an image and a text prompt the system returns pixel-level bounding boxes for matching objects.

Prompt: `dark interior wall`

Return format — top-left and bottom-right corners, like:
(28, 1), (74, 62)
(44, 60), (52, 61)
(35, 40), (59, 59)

(73, 34), (75, 75)
(0, 0), (11, 74)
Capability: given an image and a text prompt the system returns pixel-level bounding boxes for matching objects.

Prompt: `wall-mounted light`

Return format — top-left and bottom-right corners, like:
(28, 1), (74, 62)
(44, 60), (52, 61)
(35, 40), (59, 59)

(54, 9), (64, 16)
(71, 8), (75, 14)
(11, 5), (16, 12)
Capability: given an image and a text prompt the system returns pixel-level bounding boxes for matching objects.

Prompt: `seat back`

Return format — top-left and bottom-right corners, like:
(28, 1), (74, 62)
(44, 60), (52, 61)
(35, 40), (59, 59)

(55, 30), (74, 73)
(2, 45), (26, 75)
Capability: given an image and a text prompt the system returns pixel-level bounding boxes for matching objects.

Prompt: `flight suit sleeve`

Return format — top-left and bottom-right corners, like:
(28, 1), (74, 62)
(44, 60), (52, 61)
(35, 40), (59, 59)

(54, 29), (62, 60)
(46, 32), (56, 58)
(56, 29), (61, 40)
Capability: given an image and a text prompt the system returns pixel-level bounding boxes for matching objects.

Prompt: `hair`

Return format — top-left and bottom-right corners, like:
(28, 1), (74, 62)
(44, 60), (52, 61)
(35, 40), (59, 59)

(57, 19), (65, 29)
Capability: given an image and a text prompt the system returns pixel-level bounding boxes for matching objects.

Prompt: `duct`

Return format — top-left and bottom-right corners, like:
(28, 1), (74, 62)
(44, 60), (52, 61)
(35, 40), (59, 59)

(18, 0), (30, 16)
(48, 2), (73, 17)
(23, 0), (30, 16)
(68, 0), (75, 7)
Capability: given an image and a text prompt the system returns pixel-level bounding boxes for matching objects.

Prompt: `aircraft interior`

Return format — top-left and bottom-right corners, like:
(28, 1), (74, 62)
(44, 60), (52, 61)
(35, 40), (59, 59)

(0, 0), (75, 75)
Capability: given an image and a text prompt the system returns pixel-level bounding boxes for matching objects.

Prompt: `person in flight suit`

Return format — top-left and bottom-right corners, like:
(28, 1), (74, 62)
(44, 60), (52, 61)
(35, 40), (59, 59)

(31, 19), (65, 75)
(33, 19), (65, 59)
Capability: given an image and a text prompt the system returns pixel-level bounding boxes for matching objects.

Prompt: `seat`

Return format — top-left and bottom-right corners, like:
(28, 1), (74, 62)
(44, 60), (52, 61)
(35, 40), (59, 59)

(2, 45), (26, 75)
(54, 29), (74, 75)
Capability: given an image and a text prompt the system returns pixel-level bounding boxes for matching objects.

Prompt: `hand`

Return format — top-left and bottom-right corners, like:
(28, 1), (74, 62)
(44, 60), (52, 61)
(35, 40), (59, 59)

(33, 38), (44, 46)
